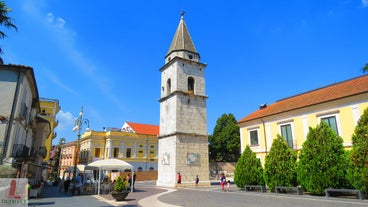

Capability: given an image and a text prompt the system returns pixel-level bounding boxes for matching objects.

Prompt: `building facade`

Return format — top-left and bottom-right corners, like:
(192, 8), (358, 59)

(67, 122), (159, 176)
(39, 98), (60, 162)
(157, 14), (210, 187)
(238, 74), (368, 164)
(58, 141), (77, 179)
(0, 64), (51, 183)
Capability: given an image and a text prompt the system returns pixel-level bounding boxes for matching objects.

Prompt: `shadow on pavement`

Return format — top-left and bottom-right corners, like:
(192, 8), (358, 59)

(28, 201), (55, 206)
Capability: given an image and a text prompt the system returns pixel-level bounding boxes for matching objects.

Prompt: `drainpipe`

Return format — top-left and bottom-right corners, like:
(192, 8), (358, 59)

(2, 70), (21, 164)
(260, 118), (268, 155)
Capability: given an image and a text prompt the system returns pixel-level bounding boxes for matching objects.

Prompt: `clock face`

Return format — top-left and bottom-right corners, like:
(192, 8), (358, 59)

(189, 55), (193, 59)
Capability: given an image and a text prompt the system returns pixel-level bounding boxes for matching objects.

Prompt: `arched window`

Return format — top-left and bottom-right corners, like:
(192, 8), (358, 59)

(149, 167), (154, 171)
(138, 167), (143, 172)
(167, 78), (171, 95)
(188, 77), (194, 93)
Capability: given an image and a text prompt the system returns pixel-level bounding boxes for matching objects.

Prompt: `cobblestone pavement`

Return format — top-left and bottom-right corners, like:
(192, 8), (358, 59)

(29, 182), (368, 207)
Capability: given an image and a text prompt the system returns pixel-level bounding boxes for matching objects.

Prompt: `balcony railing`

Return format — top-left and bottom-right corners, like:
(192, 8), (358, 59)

(11, 144), (29, 158)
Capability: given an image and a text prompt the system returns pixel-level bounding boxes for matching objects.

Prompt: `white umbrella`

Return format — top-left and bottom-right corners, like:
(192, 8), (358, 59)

(86, 159), (134, 195)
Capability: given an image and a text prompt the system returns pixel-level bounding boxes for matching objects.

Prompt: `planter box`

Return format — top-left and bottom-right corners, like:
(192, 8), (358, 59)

(111, 191), (129, 201)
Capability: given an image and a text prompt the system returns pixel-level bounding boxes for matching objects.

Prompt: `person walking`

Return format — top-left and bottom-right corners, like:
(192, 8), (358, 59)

(226, 180), (231, 192)
(64, 179), (71, 193)
(220, 173), (226, 192)
(176, 172), (182, 187)
(195, 175), (199, 187)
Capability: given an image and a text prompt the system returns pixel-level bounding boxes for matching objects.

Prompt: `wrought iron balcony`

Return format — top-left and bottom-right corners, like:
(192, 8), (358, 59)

(11, 144), (29, 158)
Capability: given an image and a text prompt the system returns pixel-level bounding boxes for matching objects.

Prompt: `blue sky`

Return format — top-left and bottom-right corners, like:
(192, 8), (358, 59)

(2, 0), (368, 144)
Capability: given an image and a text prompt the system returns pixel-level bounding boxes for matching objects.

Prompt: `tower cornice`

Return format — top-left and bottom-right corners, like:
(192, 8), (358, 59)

(158, 131), (208, 139)
(158, 90), (208, 103)
(159, 56), (206, 72)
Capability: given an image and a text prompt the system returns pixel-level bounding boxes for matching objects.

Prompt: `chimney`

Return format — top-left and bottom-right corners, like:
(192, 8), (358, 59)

(259, 103), (267, 110)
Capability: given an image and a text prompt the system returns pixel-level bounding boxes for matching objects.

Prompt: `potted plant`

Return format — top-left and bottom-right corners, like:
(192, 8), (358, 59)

(111, 176), (129, 201)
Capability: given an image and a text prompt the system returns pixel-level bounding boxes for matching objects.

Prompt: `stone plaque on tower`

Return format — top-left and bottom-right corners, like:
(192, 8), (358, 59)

(157, 13), (210, 187)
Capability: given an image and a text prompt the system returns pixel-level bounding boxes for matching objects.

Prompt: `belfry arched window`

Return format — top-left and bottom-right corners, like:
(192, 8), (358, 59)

(188, 77), (194, 94)
(167, 78), (171, 96)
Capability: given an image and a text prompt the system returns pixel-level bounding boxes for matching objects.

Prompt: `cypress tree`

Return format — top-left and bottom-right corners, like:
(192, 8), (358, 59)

(347, 107), (368, 192)
(264, 135), (297, 192)
(234, 145), (264, 188)
(297, 122), (348, 195)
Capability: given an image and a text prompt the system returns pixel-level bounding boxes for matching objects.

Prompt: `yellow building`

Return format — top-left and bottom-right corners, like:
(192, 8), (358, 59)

(238, 74), (368, 164)
(79, 122), (159, 172)
(39, 98), (60, 161)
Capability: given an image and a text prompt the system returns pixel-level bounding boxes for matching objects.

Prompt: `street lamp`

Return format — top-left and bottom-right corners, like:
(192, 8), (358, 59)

(71, 107), (90, 196)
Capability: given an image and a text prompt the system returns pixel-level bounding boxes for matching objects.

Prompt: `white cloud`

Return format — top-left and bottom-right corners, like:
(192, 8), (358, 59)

(47, 13), (54, 23)
(21, 1), (127, 112)
(56, 17), (66, 29)
(56, 110), (75, 131)
(363, 0), (368, 7)
(44, 69), (79, 96)
(46, 13), (66, 29)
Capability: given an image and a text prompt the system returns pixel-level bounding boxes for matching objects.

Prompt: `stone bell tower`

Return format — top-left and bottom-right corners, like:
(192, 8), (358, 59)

(157, 12), (210, 187)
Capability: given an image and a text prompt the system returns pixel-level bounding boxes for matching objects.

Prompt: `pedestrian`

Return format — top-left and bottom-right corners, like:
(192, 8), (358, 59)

(64, 179), (71, 193)
(126, 173), (132, 191)
(195, 175), (199, 187)
(176, 172), (181, 187)
(132, 173), (137, 191)
(26, 182), (31, 198)
(226, 180), (231, 192)
(219, 173), (226, 192)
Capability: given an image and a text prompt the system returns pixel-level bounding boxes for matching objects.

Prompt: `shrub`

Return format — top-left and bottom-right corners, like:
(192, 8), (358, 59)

(234, 145), (264, 188)
(297, 122), (348, 195)
(347, 107), (368, 192)
(264, 135), (297, 191)
(113, 176), (127, 192)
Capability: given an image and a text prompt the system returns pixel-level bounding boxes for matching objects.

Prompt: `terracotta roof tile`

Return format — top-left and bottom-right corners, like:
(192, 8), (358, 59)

(238, 74), (368, 123)
(126, 122), (159, 136)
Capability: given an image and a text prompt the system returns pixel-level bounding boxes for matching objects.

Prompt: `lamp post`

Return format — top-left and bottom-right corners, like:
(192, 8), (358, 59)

(71, 107), (90, 196)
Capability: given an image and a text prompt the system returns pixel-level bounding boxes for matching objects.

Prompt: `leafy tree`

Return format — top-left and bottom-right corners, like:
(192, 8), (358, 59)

(362, 63), (368, 73)
(264, 135), (297, 191)
(234, 145), (264, 188)
(347, 107), (368, 192)
(208, 113), (240, 162)
(0, 0), (17, 54)
(297, 122), (348, 195)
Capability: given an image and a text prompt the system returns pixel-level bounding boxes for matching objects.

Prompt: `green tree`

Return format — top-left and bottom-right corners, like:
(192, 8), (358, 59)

(264, 135), (297, 191)
(234, 145), (264, 188)
(0, 0), (17, 54)
(208, 113), (240, 162)
(297, 122), (348, 195)
(347, 107), (368, 192)
(362, 63), (368, 73)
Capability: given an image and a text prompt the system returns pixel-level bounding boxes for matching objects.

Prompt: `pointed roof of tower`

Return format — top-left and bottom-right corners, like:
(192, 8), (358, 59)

(166, 12), (198, 56)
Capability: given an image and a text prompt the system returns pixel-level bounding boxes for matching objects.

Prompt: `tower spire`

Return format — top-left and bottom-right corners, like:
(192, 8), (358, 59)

(166, 12), (198, 58)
